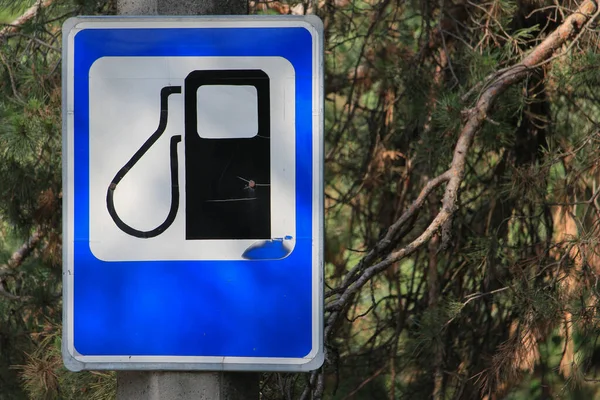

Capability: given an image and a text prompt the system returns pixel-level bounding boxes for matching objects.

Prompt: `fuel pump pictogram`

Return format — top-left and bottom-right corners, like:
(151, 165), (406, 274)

(105, 69), (291, 258)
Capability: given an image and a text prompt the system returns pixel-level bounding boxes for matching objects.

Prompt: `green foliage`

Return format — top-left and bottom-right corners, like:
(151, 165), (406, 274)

(2, 0), (600, 399)
(0, 1), (35, 24)
(319, 0), (600, 399)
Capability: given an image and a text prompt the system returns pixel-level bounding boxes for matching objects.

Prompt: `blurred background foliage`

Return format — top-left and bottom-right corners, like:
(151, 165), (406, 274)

(1, 0), (600, 399)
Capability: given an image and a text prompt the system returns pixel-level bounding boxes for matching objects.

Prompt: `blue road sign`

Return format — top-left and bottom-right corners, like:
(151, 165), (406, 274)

(62, 16), (324, 371)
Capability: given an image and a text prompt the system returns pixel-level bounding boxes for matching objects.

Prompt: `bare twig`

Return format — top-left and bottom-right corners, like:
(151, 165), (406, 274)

(0, 51), (25, 103)
(341, 364), (387, 400)
(12, 32), (60, 52)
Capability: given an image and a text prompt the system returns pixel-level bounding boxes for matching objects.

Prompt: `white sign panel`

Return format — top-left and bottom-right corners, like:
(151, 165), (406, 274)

(89, 57), (296, 261)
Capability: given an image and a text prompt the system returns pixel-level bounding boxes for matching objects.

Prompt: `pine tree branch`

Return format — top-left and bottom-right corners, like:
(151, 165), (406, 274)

(0, 50), (24, 103)
(313, 2), (600, 398)
(325, 171), (451, 302)
(0, 230), (42, 278)
(0, 231), (42, 301)
(327, 0), (599, 328)
(0, 0), (54, 39)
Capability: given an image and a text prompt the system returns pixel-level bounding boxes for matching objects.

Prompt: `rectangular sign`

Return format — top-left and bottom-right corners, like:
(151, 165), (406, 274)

(62, 16), (323, 371)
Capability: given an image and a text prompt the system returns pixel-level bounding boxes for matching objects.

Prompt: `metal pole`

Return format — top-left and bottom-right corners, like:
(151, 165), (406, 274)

(116, 371), (259, 399)
(117, 0), (247, 15)
(114, 0), (259, 398)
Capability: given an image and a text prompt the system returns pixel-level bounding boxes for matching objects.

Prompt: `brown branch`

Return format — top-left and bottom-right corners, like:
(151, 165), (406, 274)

(0, 0), (54, 39)
(0, 230), (42, 277)
(0, 231), (41, 301)
(0, 280), (20, 300)
(325, 171), (451, 302)
(0, 279), (23, 300)
(341, 364), (387, 400)
(0, 50), (24, 103)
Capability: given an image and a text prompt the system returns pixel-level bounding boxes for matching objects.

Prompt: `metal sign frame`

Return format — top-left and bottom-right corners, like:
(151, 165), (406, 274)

(62, 16), (323, 372)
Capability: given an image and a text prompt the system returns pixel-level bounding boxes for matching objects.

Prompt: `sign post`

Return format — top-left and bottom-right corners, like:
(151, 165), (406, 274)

(62, 14), (324, 377)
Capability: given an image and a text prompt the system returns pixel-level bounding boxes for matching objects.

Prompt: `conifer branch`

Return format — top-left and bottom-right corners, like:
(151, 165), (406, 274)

(0, 231), (41, 301)
(0, 280), (20, 300)
(0, 0), (54, 39)
(328, 0), (599, 328)
(325, 171), (451, 302)
(314, 2), (600, 397)
(0, 230), (42, 277)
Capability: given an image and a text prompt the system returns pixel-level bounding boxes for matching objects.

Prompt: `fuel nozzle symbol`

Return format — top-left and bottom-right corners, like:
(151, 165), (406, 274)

(106, 86), (182, 239)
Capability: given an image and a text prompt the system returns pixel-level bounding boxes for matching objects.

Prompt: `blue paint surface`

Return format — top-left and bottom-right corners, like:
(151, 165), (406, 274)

(72, 27), (315, 357)
(242, 237), (294, 260)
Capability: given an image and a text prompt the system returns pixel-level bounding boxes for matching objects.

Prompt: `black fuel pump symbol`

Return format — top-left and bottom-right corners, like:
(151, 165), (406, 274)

(106, 70), (272, 242)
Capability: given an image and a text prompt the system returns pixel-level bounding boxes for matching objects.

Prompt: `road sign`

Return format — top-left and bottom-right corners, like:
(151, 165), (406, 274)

(62, 16), (323, 371)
